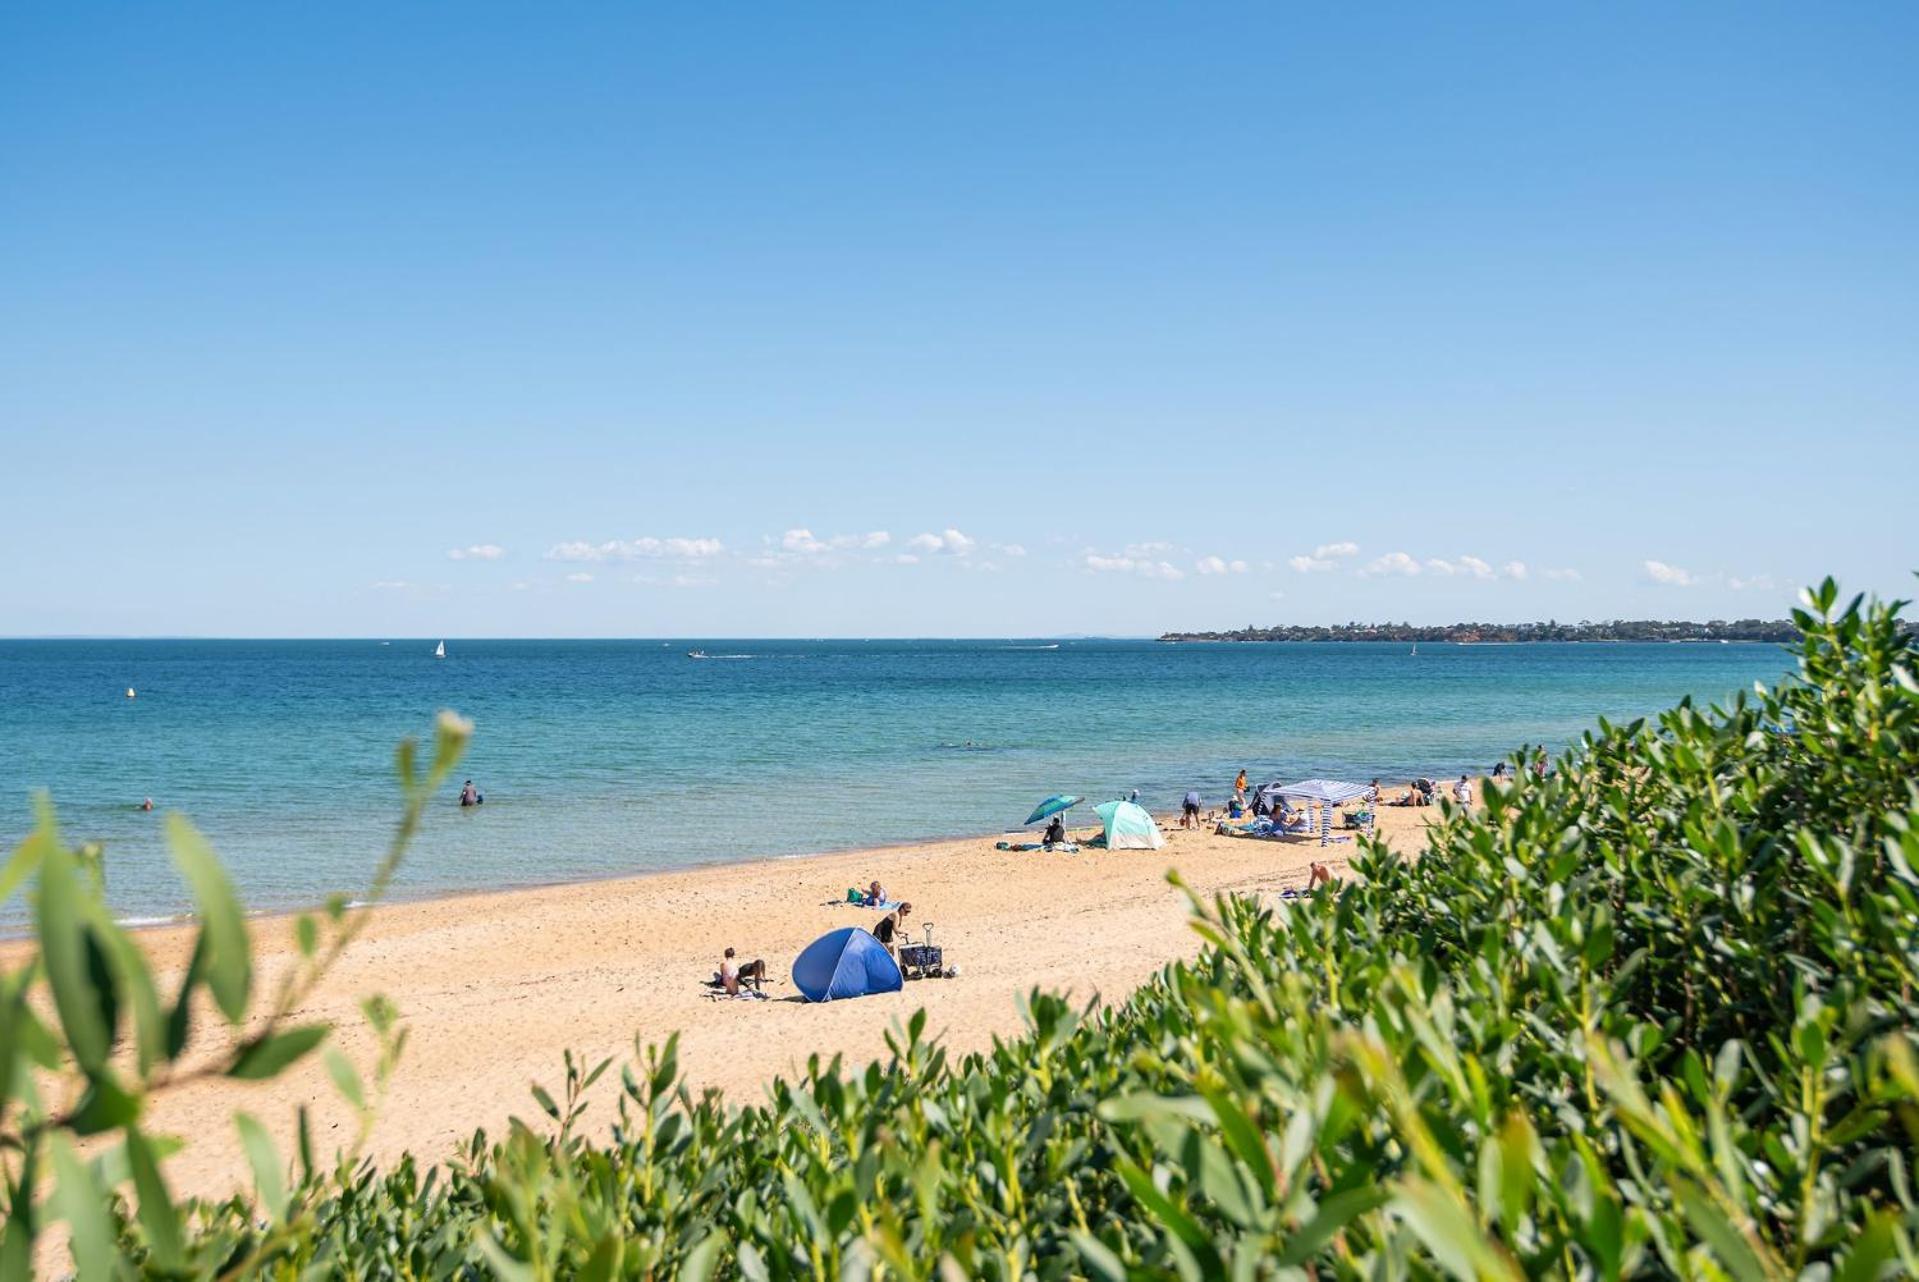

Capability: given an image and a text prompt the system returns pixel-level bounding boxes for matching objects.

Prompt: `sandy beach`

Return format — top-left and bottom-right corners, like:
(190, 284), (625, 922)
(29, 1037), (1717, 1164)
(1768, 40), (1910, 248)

(3, 792), (1455, 1202)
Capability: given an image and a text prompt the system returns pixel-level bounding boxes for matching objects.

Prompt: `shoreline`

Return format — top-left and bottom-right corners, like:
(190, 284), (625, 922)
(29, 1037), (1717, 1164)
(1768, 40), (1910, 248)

(3, 791), (1458, 1203)
(0, 821), (1045, 944)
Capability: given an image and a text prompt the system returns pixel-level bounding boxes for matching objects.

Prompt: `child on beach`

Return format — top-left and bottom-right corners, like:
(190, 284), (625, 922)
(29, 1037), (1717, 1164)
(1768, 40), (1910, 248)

(720, 947), (767, 994)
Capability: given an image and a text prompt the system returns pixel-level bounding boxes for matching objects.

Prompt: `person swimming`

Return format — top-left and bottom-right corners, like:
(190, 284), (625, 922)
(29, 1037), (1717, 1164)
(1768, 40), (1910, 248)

(458, 780), (483, 806)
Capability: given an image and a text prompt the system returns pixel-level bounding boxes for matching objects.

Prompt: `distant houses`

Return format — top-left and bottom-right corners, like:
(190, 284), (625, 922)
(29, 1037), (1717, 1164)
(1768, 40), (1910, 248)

(1158, 618), (1809, 644)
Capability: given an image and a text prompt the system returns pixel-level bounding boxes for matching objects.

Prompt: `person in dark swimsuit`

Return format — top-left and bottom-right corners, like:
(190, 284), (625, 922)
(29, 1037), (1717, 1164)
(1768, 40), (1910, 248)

(1042, 815), (1066, 845)
(874, 902), (913, 953)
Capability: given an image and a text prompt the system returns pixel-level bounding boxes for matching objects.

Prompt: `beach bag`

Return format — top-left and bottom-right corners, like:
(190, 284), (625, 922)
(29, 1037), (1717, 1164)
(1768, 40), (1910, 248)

(846, 888), (862, 902)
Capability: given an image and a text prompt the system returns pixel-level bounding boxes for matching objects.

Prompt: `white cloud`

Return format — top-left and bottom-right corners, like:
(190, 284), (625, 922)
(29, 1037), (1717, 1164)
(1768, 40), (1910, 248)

(446, 544), (506, 562)
(565, 572), (594, 583)
(779, 528), (891, 555)
(1500, 560), (1529, 581)
(1314, 541), (1360, 560)
(1729, 574), (1777, 591)
(1195, 556), (1249, 576)
(907, 528), (975, 556)
(547, 537), (725, 562)
(1084, 553), (1184, 580)
(1288, 555), (1336, 574)
(1543, 568), (1583, 582)
(1360, 552), (1422, 577)
(781, 528), (827, 554)
(1643, 559), (1695, 587)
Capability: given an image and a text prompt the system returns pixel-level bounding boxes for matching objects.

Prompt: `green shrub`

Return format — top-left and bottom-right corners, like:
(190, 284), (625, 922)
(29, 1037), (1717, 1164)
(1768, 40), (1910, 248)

(4, 579), (1916, 1279)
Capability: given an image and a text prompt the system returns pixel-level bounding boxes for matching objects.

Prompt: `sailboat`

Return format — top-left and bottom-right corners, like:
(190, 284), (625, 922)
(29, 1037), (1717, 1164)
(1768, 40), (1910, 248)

(434, 640), (446, 659)
(1410, 643), (1418, 657)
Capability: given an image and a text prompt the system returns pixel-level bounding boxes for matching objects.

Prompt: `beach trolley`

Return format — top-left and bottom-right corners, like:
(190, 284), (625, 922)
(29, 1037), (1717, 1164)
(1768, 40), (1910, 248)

(897, 923), (945, 981)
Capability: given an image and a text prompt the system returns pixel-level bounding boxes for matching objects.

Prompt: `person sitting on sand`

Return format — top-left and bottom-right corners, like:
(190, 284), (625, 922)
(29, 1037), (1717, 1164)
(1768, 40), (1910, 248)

(720, 946), (766, 994)
(874, 902), (912, 953)
(1388, 786), (1418, 807)
(1042, 815), (1066, 846)
(1365, 778), (1381, 804)
(1277, 806), (1309, 834)
(861, 879), (887, 907)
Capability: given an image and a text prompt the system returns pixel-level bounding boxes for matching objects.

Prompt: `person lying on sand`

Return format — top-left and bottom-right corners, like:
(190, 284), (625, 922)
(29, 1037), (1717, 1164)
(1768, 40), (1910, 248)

(874, 902), (912, 953)
(720, 947), (767, 994)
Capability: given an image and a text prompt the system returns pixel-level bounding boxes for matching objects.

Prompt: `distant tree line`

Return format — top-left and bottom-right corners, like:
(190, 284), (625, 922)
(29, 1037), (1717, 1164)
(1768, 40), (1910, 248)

(1157, 617), (1823, 643)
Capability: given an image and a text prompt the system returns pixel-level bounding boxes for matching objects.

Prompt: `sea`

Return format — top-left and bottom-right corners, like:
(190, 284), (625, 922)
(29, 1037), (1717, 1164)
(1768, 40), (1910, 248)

(0, 638), (1795, 929)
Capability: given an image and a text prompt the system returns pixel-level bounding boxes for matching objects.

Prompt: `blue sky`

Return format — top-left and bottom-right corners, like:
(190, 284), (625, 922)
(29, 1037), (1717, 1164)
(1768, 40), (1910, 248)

(2, 3), (1913, 636)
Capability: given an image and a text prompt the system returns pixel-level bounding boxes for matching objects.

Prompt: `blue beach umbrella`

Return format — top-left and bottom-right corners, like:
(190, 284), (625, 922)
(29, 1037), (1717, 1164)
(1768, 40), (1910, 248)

(1024, 794), (1081, 826)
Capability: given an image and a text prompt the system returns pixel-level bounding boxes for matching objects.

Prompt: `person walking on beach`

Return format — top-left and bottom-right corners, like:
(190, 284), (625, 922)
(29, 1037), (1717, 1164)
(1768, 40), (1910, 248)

(1234, 768), (1248, 801)
(1181, 789), (1202, 828)
(1453, 775), (1473, 808)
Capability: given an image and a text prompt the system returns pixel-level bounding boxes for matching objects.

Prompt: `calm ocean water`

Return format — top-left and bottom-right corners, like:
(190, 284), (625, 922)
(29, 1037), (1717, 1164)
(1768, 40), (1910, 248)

(0, 638), (1793, 927)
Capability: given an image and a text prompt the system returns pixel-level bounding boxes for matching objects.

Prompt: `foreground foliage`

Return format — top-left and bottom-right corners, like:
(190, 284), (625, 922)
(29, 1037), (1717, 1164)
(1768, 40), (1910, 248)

(6, 579), (1919, 1278)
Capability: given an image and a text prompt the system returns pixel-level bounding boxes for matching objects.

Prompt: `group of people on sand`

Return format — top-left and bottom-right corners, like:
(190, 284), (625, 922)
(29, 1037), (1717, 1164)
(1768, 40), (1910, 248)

(717, 886), (915, 996)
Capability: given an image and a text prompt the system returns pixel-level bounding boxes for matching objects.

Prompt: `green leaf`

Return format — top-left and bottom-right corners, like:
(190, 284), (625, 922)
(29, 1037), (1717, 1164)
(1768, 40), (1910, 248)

(83, 909), (166, 1076)
(680, 1231), (726, 1282)
(325, 1048), (366, 1109)
(166, 931), (207, 1060)
(0, 1152), (33, 1281)
(294, 913), (318, 958)
(166, 815), (252, 1022)
(234, 1112), (288, 1222)
(68, 1075), (142, 1136)
(38, 842), (111, 1073)
(49, 1135), (114, 1282)
(1670, 1177), (1781, 1282)
(1834, 1211), (1898, 1282)
(1389, 1178), (1522, 1282)
(229, 1023), (330, 1080)
(1276, 1187), (1391, 1267)
(1070, 1231), (1129, 1282)
(0, 820), (52, 908)
(124, 1128), (185, 1270)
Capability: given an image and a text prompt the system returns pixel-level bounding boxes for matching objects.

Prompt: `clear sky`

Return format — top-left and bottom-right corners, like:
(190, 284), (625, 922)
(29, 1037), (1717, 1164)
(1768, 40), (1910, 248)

(2, 3), (1913, 636)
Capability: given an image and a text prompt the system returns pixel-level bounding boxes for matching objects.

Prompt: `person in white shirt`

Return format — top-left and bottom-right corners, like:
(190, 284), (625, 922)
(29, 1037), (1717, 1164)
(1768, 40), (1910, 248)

(1453, 775), (1473, 807)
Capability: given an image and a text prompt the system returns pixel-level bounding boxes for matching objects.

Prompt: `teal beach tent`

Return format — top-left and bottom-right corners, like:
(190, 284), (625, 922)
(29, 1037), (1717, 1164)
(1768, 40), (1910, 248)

(1093, 800), (1165, 850)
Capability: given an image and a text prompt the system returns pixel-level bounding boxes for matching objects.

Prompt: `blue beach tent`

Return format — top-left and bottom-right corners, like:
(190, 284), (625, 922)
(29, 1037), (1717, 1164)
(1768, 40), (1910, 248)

(792, 927), (904, 1003)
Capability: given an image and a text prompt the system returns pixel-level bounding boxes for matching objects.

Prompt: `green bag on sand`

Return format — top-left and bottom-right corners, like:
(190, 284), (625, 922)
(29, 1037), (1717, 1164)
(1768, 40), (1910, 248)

(847, 887), (861, 902)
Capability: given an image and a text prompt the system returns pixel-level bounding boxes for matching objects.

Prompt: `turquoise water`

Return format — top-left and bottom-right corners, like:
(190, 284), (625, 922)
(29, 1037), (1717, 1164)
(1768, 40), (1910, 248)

(0, 639), (1793, 926)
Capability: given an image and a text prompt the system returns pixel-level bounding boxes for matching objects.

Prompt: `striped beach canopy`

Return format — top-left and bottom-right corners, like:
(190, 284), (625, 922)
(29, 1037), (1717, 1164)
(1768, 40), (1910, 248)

(1269, 779), (1370, 805)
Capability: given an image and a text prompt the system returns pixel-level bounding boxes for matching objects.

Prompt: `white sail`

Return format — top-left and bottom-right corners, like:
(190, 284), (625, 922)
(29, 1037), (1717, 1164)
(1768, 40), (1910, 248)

(434, 640), (446, 658)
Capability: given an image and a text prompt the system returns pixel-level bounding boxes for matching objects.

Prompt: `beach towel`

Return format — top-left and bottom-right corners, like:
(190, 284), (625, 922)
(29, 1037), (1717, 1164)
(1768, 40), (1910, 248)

(995, 841), (1080, 854)
(703, 987), (770, 1001)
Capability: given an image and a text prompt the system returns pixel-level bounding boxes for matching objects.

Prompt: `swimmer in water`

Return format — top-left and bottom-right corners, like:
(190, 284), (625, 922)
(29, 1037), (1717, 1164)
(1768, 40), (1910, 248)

(459, 780), (483, 807)
(140, 797), (154, 811)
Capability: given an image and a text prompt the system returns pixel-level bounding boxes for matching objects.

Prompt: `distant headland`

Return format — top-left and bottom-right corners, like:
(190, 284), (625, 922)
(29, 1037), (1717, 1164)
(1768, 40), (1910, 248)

(1158, 618), (1804, 644)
